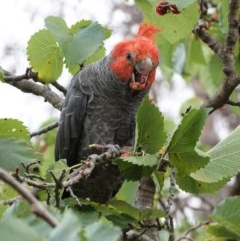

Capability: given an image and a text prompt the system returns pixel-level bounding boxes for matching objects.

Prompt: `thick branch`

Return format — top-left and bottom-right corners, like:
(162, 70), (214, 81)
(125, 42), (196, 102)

(135, 177), (159, 241)
(1, 67), (63, 110)
(193, 22), (222, 56)
(225, 0), (240, 52)
(193, 0), (240, 110)
(11, 145), (121, 192)
(0, 167), (59, 227)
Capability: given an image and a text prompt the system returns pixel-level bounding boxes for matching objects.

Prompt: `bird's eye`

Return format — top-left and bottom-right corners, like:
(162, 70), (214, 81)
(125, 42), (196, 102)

(126, 52), (132, 60)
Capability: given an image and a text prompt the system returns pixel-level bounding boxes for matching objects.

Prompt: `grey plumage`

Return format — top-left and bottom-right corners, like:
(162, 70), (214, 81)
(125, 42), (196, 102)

(55, 56), (149, 203)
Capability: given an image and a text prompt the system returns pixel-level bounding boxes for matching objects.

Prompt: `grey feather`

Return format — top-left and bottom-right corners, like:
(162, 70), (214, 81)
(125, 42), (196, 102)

(55, 56), (148, 203)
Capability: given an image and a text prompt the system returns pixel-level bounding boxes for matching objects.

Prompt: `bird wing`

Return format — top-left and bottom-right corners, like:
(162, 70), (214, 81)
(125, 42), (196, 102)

(55, 72), (88, 166)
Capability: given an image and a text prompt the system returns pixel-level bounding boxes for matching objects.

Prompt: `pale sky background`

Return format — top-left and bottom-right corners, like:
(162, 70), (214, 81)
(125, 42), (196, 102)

(0, 0), (193, 132)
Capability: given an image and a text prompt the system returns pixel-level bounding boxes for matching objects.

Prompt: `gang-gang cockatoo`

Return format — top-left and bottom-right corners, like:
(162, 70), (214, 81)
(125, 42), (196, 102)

(55, 23), (160, 203)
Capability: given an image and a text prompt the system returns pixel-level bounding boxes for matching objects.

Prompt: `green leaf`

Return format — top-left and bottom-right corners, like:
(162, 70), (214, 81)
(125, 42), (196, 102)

(115, 155), (158, 181)
(209, 55), (224, 88)
(0, 68), (4, 81)
(135, 96), (166, 154)
(115, 181), (137, 206)
(45, 160), (68, 203)
(137, 1), (198, 44)
(0, 183), (18, 201)
(207, 223), (240, 240)
(0, 138), (36, 171)
(108, 200), (139, 220)
(191, 126), (240, 183)
(83, 46), (106, 67)
(140, 208), (165, 220)
(85, 221), (122, 241)
(158, 2), (199, 44)
(49, 210), (82, 241)
(27, 29), (63, 82)
(70, 19), (111, 40)
(218, 0), (229, 33)
(0, 118), (30, 140)
(68, 21), (106, 64)
(46, 159), (68, 181)
(0, 217), (42, 241)
(106, 214), (136, 228)
(134, 0), (154, 20)
(184, 37), (206, 74)
(66, 20), (111, 74)
(75, 208), (100, 227)
(153, 170), (165, 192)
(45, 16), (71, 42)
(211, 196), (240, 237)
(176, 174), (229, 194)
(168, 0), (197, 9)
(66, 20), (111, 75)
(117, 155), (158, 167)
(166, 107), (209, 175)
(45, 17), (107, 67)
(3, 201), (57, 238)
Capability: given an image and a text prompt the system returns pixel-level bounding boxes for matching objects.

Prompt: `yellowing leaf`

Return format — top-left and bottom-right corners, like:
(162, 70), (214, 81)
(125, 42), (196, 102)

(27, 29), (63, 82)
(0, 118), (29, 140)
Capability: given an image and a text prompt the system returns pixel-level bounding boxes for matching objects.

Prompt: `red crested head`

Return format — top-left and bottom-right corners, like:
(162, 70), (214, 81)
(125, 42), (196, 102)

(109, 23), (160, 91)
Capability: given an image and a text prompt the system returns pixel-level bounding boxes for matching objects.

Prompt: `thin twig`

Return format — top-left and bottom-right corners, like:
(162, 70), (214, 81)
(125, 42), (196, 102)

(21, 160), (40, 173)
(193, 19), (222, 56)
(49, 169), (66, 208)
(24, 173), (45, 181)
(11, 145), (121, 192)
(176, 220), (211, 241)
(51, 82), (67, 95)
(0, 196), (22, 205)
(12, 170), (56, 189)
(227, 100), (240, 107)
(3, 67), (38, 82)
(126, 230), (156, 241)
(30, 121), (59, 137)
(0, 167), (59, 227)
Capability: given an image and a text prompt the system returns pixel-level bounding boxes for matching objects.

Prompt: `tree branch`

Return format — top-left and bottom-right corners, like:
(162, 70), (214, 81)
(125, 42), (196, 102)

(176, 220), (211, 241)
(1, 67), (63, 110)
(193, 0), (240, 110)
(51, 82), (67, 95)
(0, 167), (59, 227)
(9, 145), (121, 195)
(135, 177), (159, 241)
(193, 20), (223, 56)
(30, 121), (59, 137)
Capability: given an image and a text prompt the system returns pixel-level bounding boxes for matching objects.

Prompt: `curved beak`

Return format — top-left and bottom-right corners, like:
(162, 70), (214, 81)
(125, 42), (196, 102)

(135, 57), (153, 76)
(130, 57), (153, 91)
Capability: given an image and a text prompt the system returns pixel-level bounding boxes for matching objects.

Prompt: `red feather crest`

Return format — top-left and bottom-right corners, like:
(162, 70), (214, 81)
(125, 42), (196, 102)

(137, 23), (160, 41)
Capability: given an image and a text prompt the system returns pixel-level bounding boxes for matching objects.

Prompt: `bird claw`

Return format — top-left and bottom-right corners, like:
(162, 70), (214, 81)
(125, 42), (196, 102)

(105, 144), (120, 157)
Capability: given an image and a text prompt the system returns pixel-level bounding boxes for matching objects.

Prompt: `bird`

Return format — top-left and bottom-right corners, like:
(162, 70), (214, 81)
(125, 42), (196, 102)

(55, 23), (160, 204)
